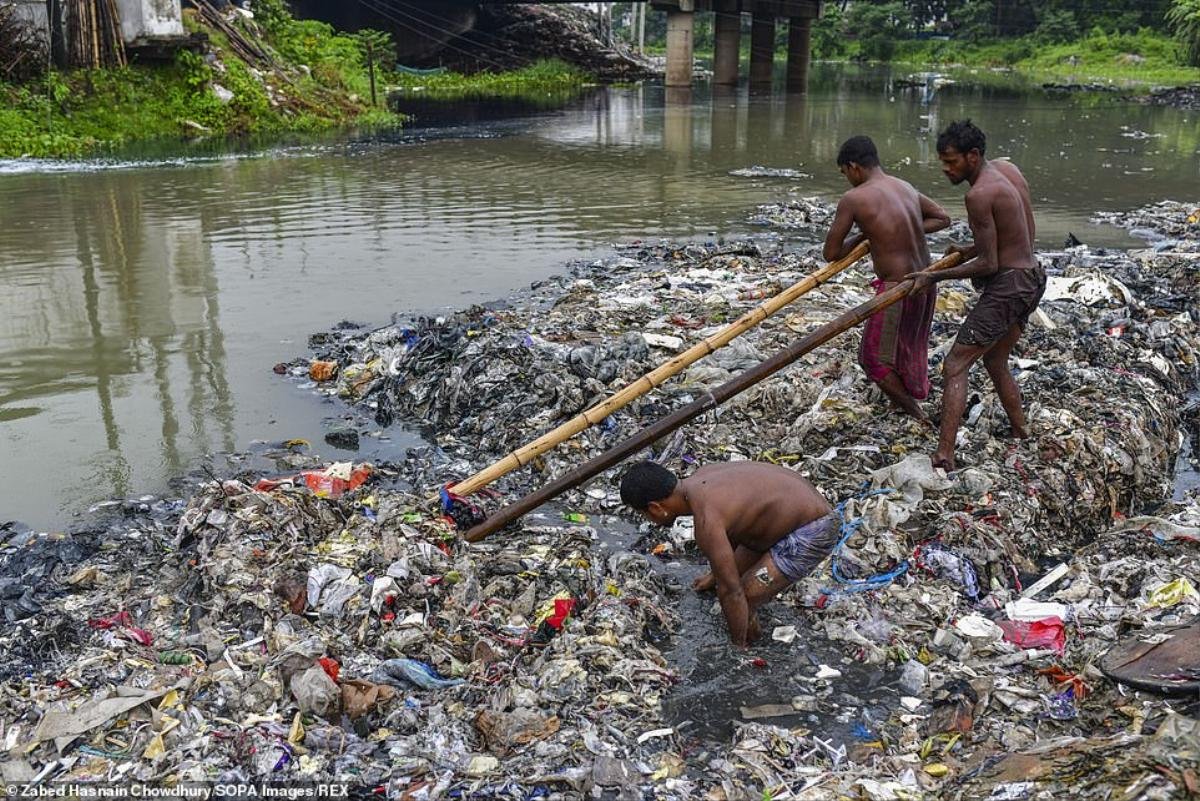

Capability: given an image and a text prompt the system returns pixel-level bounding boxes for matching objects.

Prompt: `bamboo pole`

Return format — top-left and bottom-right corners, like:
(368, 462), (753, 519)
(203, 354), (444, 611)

(464, 246), (976, 543)
(449, 240), (871, 497)
(89, 0), (100, 68)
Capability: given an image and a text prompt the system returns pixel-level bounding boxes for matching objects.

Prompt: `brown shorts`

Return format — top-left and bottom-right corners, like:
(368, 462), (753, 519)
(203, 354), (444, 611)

(957, 265), (1047, 348)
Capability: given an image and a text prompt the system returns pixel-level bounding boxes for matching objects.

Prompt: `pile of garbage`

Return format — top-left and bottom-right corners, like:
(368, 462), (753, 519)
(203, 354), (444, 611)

(1134, 84), (1200, 111)
(0, 473), (690, 793)
(3, 200), (1199, 797)
(307, 200), (1195, 539)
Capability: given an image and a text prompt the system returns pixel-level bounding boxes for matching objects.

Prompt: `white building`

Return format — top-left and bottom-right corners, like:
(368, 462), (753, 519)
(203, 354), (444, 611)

(4, 0), (184, 48)
(116, 0), (185, 43)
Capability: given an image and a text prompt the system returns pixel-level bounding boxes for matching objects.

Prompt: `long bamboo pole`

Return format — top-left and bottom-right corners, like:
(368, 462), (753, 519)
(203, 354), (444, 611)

(450, 241), (871, 497)
(464, 246), (976, 543)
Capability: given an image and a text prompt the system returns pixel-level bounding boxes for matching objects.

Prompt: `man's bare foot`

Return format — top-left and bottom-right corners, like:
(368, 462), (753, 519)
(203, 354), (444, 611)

(692, 572), (716, 592)
(1011, 423), (1030, 439)
(932, 452), (956, 472)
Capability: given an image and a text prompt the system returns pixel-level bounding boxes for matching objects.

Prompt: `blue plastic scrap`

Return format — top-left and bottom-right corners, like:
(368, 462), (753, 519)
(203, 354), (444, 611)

(371, 658), (464, 690)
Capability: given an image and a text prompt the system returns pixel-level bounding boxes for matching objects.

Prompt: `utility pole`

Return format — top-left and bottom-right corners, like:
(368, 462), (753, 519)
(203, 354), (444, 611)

(638, 3), (646, 54)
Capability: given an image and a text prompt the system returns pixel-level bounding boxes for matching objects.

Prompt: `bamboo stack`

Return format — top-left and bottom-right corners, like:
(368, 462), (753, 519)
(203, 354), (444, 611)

(67, 0), (126, 69)
(193, 0), (274, 68)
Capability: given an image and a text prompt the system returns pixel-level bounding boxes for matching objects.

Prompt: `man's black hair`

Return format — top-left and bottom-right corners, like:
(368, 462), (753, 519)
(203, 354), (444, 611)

(836, 135), (879, 168)
(937, 119), (986, 157)
(619, 461), (678, 510)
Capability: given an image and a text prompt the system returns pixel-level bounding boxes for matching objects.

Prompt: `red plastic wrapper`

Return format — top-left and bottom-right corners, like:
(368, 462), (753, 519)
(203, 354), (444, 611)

(87, 611), (154, 645)
(998, 616), (1066, 654)
(1037, 664), (1091, 699)
(88, 611), (133, 630)
(546, 598), (576, 631)
(318, 657), (341, 683)
(255, 463), (371, 499)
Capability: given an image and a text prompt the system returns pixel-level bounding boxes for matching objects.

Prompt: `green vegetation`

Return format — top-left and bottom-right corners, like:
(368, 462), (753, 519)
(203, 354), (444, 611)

(390, 59), (590, 104)
(1169, 0), (1200, 66)
(0, 0), (401, 159)
(614, 0), (1200, 88)
(893, 29), (1200, 86)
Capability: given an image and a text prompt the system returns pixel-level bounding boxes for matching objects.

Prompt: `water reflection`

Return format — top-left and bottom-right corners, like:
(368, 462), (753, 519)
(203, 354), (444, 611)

(1, 65), (1198, 528)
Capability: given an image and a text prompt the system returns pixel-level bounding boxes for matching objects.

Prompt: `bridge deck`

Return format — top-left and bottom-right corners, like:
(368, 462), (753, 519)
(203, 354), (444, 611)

(479, 1), (820, 18)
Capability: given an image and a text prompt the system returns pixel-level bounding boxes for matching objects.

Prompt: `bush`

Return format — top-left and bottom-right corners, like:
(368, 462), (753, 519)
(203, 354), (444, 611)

(1002, 40), (1036, 64)
(1168, 0), (1200, 66)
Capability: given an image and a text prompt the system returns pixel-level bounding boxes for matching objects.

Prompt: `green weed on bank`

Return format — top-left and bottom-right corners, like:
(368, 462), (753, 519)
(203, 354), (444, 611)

(389, 59), (590, 103)
(0, 4), (402, 159)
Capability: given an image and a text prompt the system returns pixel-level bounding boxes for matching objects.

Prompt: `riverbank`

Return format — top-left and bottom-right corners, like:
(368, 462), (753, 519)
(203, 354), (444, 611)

(0, 3), (400, 159)
(389, 59), (592, 105)
(666, 27), (1200, 94)
(4, 197), (1197, 796)
(893, 29), (1200, 91)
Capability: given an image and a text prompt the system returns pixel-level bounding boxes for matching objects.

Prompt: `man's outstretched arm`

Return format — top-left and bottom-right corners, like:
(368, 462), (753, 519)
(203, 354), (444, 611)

(694, 511), (751, 646)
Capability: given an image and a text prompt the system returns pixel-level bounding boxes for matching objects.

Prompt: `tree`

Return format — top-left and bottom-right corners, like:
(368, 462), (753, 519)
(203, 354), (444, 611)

(847, 1), (908, 61)
(812, 4), (849, 59)
(1168, 0), (1200, 65)
(1032, 8), (1079, 43)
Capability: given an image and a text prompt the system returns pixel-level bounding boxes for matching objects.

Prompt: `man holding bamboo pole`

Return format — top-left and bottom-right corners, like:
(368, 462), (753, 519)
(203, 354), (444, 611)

(909, 120), (1045, 472)
(824, 135), (951, 422)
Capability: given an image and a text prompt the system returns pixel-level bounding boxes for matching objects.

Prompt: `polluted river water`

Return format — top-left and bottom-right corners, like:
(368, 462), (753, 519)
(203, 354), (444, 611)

(2, 65), (1200, 530)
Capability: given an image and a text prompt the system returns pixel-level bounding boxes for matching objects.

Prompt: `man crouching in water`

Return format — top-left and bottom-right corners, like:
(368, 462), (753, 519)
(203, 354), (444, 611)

(619, 460), (837, 646)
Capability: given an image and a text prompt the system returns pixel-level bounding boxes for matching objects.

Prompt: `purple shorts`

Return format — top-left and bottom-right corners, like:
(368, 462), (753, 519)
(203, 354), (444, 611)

(769, 513), (839, 582)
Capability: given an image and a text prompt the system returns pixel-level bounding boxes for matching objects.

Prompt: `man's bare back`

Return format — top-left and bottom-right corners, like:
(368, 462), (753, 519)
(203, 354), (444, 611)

(825, 174), (945, 281)
(824, 136), (950, 422)
(681, 462), (831, 552)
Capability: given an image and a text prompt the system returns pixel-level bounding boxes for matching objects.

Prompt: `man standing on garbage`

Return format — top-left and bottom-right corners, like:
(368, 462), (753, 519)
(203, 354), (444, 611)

(823, 135), (951, 422)
(619, 460), (836, 647)
(907, 120), (1046, 471)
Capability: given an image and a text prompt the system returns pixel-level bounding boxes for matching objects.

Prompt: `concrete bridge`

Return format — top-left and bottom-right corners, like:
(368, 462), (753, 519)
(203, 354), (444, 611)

(291, 1), (822, 92)
(462, 0), (823, 90)
(646, 1), (821, 90)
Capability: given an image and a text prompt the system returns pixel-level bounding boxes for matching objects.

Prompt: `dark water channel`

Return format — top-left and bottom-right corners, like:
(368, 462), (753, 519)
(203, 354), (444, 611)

(2, 63), (1199, 532)
(546, 507), (894, 749)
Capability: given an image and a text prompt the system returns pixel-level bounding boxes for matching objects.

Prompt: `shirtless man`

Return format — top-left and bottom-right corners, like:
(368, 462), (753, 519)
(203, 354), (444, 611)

(823, 135), (951, 421)
(619, 460), (835, 647)
(907, 120), (1045, 471)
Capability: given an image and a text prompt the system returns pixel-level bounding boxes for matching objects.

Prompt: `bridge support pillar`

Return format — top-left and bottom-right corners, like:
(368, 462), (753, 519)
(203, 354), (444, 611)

(787, 16), (811, 93)
(665, 9), (695, 87)
(713, 0), (740, 86)
(749, 12), (774, 87)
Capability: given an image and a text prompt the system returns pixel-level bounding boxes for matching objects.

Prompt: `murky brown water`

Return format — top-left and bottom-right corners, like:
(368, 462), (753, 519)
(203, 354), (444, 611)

(2, 65), (1198, 528)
